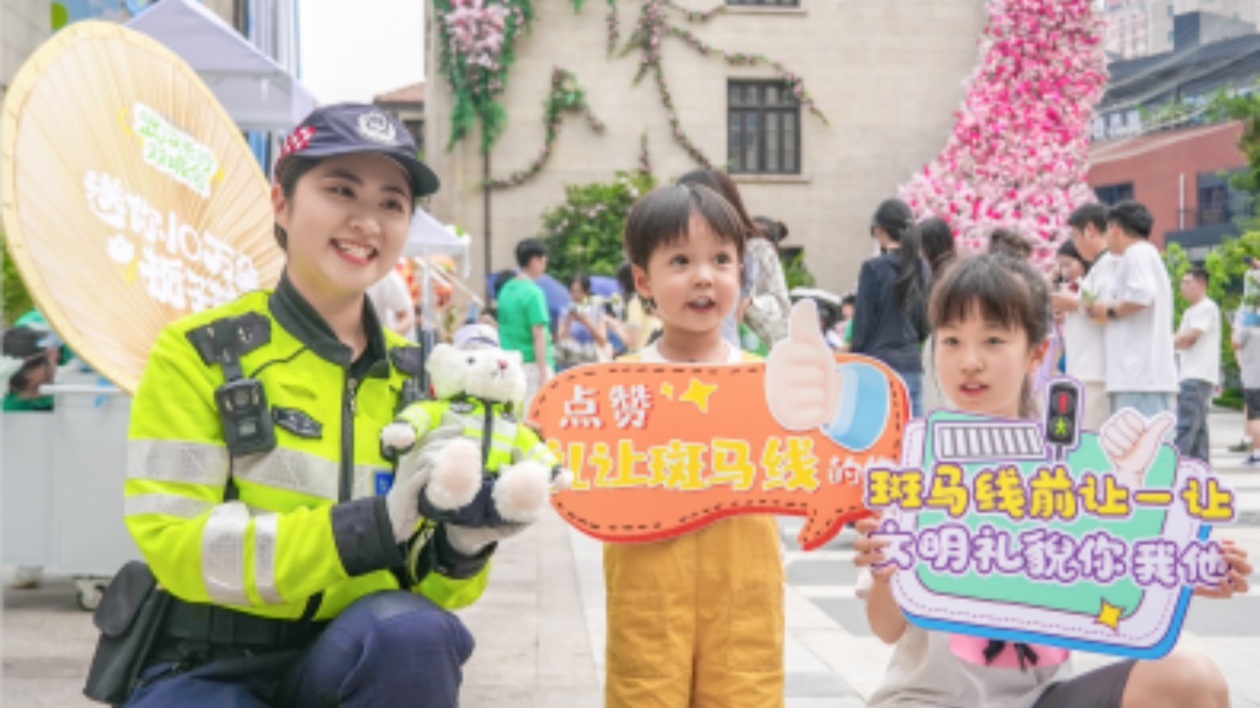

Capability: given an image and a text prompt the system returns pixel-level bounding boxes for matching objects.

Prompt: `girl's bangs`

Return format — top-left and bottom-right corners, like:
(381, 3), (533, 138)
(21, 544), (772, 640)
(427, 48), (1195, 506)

(930, 260), (1030, 333)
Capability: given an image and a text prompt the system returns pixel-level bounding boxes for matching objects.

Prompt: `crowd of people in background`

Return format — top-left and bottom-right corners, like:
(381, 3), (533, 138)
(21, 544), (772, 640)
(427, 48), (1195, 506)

(174, 166), (1259, 470)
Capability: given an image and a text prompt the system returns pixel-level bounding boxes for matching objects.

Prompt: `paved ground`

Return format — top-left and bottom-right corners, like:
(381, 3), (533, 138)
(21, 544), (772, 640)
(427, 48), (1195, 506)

(5, 408), (1260, 707)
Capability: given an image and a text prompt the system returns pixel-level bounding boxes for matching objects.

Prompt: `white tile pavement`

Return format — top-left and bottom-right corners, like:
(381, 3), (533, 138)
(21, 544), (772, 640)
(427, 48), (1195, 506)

(4, 408), (1259, 706)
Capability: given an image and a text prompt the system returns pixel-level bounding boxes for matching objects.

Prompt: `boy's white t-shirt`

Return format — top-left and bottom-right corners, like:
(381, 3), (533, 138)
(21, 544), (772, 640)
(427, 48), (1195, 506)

(1103, 241), (1178, 393)
(1177, 298), (1221, 384)
(1062, 253), (1119, 383)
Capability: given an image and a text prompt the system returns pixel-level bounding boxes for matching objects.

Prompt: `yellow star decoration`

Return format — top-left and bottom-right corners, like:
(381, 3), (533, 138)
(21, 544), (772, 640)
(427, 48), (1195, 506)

(679, 378), (717, 413)
(660, 382), (674, 400)
(1095, 599), (1124, 632)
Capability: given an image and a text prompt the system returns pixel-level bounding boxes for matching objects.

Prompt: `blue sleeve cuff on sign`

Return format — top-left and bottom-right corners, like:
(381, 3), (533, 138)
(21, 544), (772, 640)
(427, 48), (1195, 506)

(332, 497), (406, 577)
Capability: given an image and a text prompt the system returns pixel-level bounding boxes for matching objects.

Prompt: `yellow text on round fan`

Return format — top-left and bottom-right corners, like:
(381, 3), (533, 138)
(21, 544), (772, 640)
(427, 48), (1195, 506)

(2, 21), (281, 394)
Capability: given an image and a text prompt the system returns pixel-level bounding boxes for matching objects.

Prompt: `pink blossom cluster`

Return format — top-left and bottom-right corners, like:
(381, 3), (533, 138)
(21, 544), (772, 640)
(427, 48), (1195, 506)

(897, 0), (1108, 267)
(444, 0), (510, 74)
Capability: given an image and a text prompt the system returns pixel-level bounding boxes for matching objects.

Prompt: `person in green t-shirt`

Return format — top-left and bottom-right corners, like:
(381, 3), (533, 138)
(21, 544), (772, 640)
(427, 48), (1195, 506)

(497, 238), (554, 406)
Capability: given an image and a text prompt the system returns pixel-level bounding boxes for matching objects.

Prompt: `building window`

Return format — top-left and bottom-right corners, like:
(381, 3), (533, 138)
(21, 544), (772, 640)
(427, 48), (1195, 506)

(1197, 170), (1251, 227)
(1094, 182), (1134, 205)
(726, 0), (799, 5)
(403, 119), (424, 152)
(728, 81), (800, 174)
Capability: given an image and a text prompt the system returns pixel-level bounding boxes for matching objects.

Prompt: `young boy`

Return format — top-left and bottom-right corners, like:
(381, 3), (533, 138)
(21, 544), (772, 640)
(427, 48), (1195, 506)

(604, 184), (786, 708)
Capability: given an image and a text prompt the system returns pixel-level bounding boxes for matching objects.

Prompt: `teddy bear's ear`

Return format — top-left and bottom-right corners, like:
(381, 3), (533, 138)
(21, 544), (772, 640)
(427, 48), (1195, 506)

(426, 344), (458, 370)
(426, 344), (467, 398)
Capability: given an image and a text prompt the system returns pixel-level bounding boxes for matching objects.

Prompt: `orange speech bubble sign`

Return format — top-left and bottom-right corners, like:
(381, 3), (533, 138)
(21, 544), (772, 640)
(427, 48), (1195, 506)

(532, 354), (910, 550)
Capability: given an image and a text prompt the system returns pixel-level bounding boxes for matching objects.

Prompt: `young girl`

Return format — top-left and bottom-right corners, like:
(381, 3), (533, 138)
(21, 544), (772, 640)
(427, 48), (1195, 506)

(854, 253), (1251, 708)
(605, 184), (785, 708)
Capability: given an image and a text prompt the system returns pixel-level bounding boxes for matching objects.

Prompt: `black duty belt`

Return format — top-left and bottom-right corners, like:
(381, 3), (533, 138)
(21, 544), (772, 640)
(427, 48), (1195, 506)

(159, 597), (327, 650)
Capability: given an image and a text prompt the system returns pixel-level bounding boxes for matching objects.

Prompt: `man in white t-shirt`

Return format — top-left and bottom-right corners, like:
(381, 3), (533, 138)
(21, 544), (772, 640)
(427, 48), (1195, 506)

(1055, 203), (1120, 429)
(1173, 268), (1220, 462)
(1085, 201), (1178, 421)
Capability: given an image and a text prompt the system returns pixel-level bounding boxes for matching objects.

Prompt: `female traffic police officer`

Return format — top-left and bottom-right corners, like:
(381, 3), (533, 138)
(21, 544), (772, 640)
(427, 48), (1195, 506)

(107, 104), (514, 707)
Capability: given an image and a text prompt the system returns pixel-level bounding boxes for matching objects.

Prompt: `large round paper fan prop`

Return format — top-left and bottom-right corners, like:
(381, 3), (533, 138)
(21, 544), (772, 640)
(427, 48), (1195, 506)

(2, 22), (281, 395)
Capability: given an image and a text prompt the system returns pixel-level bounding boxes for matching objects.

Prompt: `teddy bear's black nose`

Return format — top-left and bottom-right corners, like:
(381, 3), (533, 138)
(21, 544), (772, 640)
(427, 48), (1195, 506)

(497, 360), (507, 370)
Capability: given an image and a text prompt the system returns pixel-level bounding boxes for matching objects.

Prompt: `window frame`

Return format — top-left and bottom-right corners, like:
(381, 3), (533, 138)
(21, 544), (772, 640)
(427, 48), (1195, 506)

(1094, 182), (1134, 206)
(727, 80), (802, 175)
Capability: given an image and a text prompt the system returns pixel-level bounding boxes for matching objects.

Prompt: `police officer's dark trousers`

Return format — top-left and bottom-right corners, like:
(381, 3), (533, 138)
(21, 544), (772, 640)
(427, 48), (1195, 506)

(125, 591), (474, 708)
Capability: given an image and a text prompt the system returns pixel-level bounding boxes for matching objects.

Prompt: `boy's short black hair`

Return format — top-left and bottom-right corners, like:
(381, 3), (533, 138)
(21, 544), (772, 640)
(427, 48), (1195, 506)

(1106, 200), (1153, 239)
(515, 238), (548, 269)
(1068, 203), (1108, 234)
(1187, 267), (1210, 286)
(623, 184), (746, 270)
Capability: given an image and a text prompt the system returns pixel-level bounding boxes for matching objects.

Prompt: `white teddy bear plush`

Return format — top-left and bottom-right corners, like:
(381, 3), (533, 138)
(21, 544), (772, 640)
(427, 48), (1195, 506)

(381, 342), (572, 550)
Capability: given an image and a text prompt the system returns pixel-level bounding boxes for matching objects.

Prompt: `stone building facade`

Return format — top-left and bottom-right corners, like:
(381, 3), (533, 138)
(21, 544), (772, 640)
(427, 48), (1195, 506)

(3, 0), (52, 103)
(425, 0), (989, 295)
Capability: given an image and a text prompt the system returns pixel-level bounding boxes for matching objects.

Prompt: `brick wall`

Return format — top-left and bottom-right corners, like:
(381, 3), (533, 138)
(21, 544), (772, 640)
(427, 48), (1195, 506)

(1088, 121), (1246, 247)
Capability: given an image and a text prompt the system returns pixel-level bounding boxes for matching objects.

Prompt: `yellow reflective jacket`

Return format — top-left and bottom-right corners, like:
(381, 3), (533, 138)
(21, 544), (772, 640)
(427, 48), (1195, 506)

(124, 275), (490, 621)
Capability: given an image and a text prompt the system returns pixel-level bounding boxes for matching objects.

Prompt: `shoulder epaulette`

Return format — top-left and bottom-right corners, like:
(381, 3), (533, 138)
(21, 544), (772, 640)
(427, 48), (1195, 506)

(389, 346), (425, 377)
(185, 312), (271, 366)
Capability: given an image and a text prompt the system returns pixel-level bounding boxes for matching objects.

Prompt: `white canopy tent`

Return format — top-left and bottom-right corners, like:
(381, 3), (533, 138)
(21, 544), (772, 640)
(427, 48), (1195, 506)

(405, 209), (479, 324)
(126, 0), (317, 132)
(404, 208), (470, 263)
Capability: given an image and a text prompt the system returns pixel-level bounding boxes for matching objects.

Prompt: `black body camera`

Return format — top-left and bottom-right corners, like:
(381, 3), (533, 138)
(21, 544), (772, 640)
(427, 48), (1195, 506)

(215, 377), (276, 457)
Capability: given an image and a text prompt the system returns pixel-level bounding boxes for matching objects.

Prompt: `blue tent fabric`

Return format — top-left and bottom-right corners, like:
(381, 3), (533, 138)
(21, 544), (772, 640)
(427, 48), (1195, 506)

(590, 275), (620, 298)
(534, 274), (573, 327)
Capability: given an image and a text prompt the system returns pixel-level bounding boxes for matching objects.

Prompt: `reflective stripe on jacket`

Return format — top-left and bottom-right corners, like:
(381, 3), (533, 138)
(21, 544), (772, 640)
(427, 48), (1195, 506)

(125, 277), (489, 621)
(394, 397), (559, 472)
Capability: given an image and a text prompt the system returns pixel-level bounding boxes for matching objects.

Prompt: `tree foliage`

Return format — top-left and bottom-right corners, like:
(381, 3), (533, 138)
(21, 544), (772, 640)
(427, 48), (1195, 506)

(781, 251), (815, 290)
(2, 230), (34, 326)
(540, 170), (655, 282)
(1207, 86), (1260, 201)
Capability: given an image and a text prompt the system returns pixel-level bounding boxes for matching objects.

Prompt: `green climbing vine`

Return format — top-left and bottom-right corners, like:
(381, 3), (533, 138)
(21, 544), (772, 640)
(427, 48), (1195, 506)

(487, 67), (606, 189)
(434, 0), (829, 179)
(621, 0), (828, 167)
(434, 0), (534, 153)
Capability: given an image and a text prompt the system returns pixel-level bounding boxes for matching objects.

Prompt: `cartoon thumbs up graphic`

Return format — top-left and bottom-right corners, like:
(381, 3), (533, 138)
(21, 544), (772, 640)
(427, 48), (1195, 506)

(1100, 409), (1176, 490)
(766, 300), (842, 431)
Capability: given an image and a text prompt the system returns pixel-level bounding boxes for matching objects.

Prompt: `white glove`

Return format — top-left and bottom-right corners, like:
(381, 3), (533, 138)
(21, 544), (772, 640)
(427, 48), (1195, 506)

(385, 453), (430, 543)
(388, 436), (487, 541)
